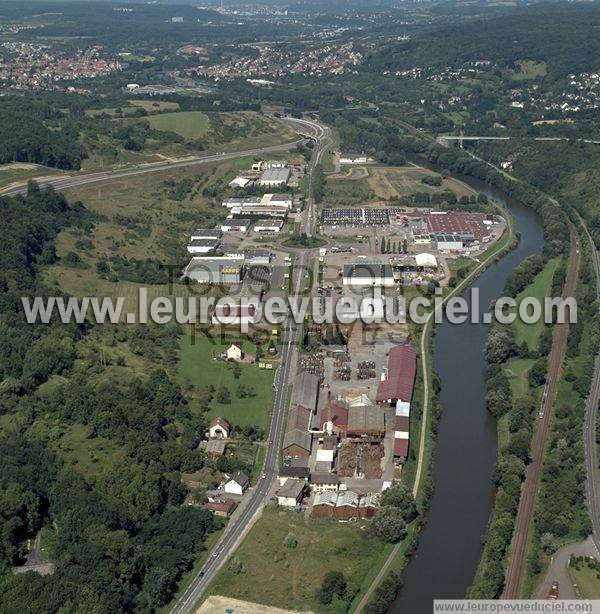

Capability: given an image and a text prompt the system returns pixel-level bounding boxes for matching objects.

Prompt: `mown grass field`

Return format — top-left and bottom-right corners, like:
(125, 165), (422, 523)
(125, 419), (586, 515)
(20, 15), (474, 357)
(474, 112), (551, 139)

(569, 562), (600, 598)
(178, 335), (275, 431)
(147, 111), (211, 140)
(510, 257), (559, 350)
(206, 507), (392, 613)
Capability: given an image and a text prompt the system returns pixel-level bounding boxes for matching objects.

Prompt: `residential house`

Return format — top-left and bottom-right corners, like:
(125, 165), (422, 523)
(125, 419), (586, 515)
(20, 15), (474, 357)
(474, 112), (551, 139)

(205, 500), (236, 517)
(209, 417), (230, 439)
(223, 471), (250, 496)
(226, 343), (244, 361)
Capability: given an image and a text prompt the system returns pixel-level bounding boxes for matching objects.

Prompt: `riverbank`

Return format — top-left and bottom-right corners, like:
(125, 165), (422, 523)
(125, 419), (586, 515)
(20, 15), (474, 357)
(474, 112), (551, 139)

(356, 193), (522, 612)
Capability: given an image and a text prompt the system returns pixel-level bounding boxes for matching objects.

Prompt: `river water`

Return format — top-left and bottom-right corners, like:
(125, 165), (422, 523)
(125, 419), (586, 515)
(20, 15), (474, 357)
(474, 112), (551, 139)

(389, 178), (545, 613)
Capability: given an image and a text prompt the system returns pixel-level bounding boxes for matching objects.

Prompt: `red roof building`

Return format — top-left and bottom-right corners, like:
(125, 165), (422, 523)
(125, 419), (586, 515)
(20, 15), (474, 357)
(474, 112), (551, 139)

(426, 212), (490, 241)
(394, 438), (409, 459)
(288, 404), (313, 431)
(205, 500), (236, 516)
(319, 403), (349, 431)
(376, 344), (417, 405)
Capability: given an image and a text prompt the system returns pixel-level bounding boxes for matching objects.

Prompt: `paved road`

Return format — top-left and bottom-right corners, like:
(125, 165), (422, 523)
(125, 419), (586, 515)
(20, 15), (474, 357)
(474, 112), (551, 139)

(0, 140), (303, 197)
(170, 117), (328, 614)
(438, 135), (600, 144)
(579, 216), (600, 552)
(536, 536), (599, 599)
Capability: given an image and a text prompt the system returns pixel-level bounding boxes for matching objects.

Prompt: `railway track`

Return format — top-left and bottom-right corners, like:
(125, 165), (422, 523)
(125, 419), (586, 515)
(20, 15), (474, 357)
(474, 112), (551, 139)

(502, 224), (580, 598)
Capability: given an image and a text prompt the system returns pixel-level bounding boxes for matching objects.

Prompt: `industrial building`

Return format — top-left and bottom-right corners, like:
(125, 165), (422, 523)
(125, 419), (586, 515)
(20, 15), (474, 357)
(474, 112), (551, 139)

(276, 478), (307, 507)
(187, 238), (220, 254)
(190, 228), (222, 241)
(259, 167), (291, 187)
(253, 219), (284, 233)
(343, 263), (395, 287)
(339, 152), (370, 164)
(183, 256), (244, 285)
(376, 344), (417, 406)
(221, 219), (251, 233)
(346, 405), (386, 438)
(222, 193), (292, 218)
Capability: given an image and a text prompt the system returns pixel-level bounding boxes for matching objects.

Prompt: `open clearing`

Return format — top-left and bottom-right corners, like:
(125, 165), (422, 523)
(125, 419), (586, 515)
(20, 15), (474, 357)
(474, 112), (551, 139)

(178, 335), (275, 431)
(147, 111), (211, 140)
(206, 507), (391, 612)
(198, 596), (306, 614)
(511, 257), (559, 350)
(568, 562), (600, 598)
(0, 163), (65, 191)
(44, 156), (260, 300)
(367, 165), (474, 200)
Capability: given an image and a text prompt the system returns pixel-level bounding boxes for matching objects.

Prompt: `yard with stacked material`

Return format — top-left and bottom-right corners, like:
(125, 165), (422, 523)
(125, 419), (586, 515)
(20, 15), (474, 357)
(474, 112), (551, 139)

(206, 507), (392, 613)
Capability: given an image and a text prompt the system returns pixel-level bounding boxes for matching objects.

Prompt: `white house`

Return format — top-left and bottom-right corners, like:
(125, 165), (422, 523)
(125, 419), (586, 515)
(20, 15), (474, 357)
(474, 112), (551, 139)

(209, 417), (230, 439)
(225, 343), (244, 361)
(223, 471), (250, 496)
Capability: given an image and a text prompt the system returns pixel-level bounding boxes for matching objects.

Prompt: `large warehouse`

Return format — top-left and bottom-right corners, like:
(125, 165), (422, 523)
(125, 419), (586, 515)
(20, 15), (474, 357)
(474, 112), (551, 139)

(259, 168), (291, 187)
(342, 263), (396, 287)
(183, 256), (244, 285)
(376, 343), (417, 406)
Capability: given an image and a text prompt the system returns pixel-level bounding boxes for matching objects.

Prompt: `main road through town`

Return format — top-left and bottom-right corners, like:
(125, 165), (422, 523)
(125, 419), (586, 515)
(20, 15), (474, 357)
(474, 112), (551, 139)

(169, 116), (330, 614)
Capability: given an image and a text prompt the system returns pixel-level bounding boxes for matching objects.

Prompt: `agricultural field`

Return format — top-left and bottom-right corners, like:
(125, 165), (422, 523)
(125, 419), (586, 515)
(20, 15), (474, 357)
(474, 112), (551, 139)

(206, 507), (392, 613)
(129, 99), (181, 113)
(178, 335), (275, 431)
(367, 165), (474, 200)
(510, 60), (547, 80)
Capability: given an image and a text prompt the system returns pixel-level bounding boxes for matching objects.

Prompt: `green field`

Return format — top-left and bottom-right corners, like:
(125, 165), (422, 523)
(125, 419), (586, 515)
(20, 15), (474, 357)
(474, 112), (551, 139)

(504, 357), (535, 398)
(569, 561), (600, 598)
(147, 111), (211, 140)
(206, 507), (392, 612)
(178, 335), (275, 431)
(511, 258), (559, 350)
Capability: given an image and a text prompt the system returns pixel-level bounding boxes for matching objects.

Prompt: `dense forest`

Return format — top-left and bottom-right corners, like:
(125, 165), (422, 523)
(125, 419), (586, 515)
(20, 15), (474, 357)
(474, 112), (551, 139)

(0, 185), (216, 612)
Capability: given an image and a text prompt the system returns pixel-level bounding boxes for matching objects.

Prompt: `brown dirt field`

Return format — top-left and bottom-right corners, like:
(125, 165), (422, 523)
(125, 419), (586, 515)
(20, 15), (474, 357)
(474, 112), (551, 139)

(198, 596), (310, 613)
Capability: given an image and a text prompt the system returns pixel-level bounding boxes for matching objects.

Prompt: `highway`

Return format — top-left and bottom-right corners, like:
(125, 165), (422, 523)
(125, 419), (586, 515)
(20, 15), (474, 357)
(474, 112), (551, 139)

(169, 116), (328, 614)
(579, 215), (600, 553)
(437, 135), (600, 144)
(0, 138), (303, 198)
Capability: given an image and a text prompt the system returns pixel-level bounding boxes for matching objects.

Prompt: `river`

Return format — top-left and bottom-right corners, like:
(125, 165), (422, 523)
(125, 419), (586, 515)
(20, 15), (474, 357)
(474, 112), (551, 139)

(389, 178), (545, 613)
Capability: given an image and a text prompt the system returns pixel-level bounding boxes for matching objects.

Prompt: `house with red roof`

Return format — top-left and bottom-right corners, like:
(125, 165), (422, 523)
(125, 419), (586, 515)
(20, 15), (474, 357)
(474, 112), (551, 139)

(209, 417), (231, 439)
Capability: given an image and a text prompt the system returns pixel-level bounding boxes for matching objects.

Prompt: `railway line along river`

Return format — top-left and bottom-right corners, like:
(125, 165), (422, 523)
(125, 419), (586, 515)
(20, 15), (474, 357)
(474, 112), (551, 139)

(390, 177), (545, 613)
